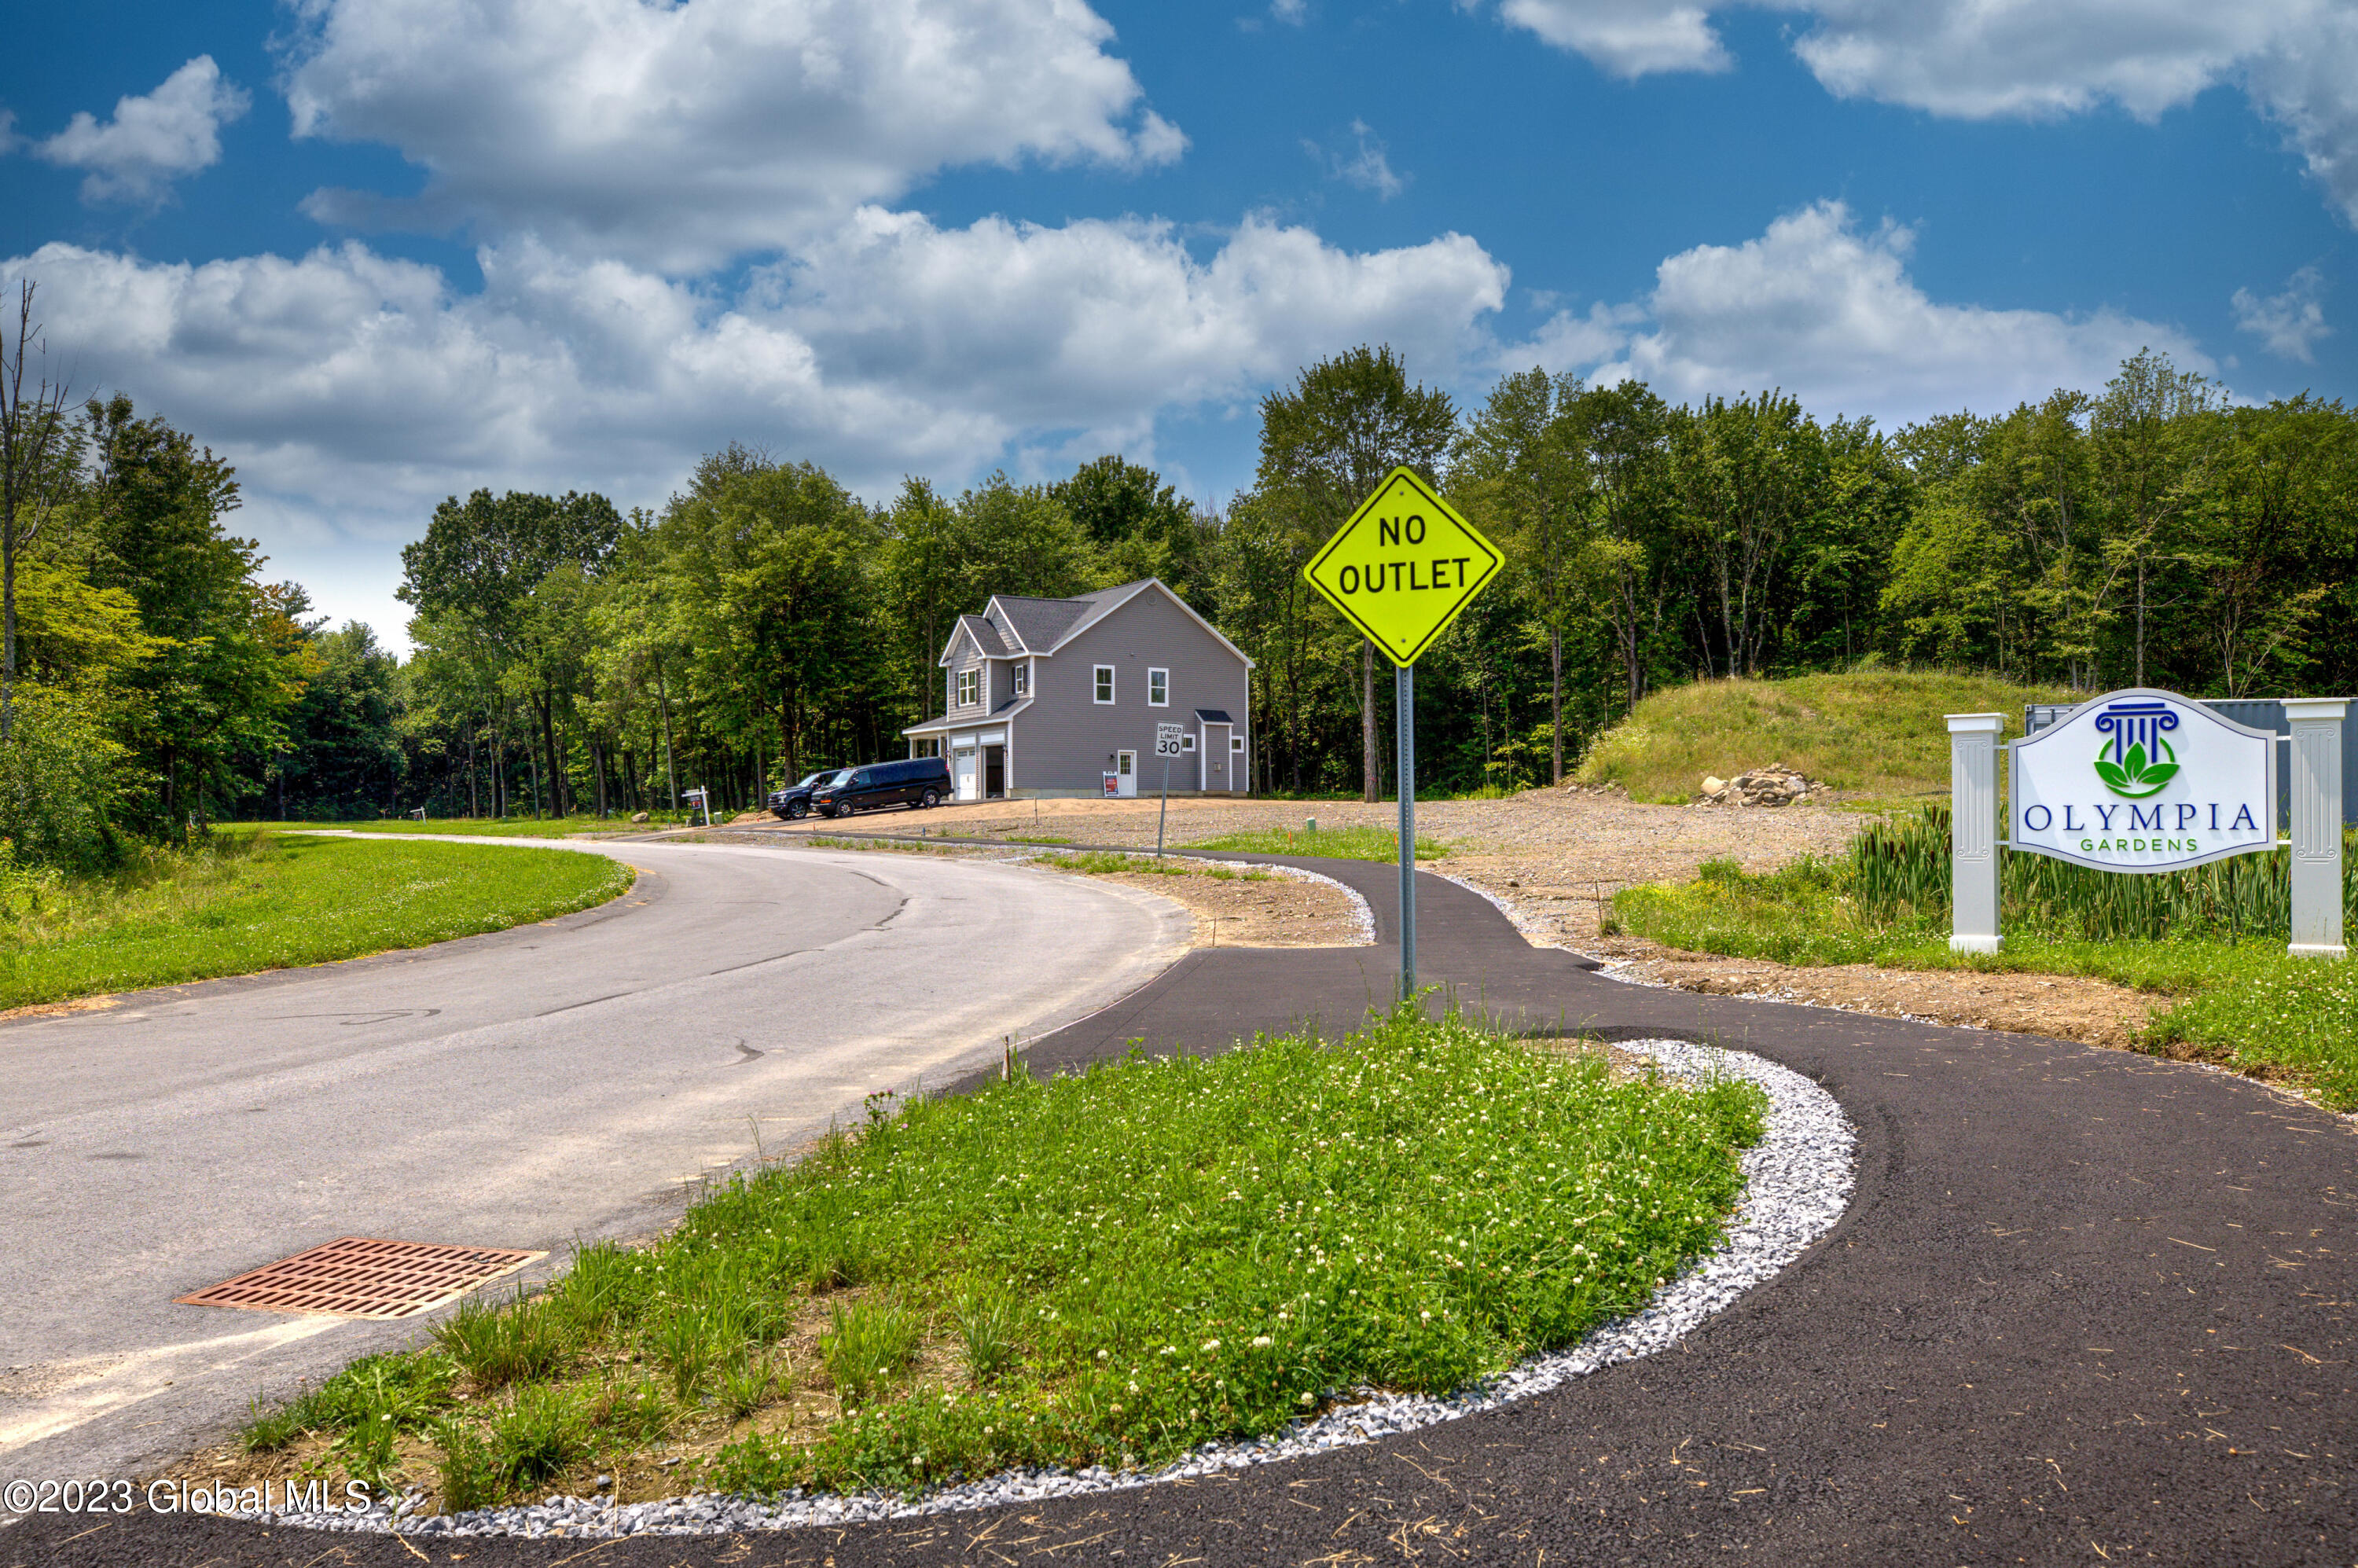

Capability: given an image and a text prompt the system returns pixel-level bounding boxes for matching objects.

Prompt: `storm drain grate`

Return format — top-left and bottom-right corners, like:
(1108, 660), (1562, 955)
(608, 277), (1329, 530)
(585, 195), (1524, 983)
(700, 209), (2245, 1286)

(175, 1236), (545, 1319)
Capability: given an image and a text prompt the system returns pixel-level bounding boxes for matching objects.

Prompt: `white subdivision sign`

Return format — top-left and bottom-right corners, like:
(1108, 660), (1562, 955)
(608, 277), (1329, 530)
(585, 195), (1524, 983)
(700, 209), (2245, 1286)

(2011, 689), (2276, 872)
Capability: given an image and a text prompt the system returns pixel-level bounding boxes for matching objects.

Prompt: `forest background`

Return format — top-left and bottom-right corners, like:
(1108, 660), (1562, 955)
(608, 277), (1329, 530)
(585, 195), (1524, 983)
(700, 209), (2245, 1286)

(6, 290), (2357, 876)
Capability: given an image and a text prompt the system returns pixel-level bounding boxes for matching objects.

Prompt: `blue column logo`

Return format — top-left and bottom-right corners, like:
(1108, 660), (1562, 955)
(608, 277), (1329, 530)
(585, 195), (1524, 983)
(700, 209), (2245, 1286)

(2092, 702), (2180, 799)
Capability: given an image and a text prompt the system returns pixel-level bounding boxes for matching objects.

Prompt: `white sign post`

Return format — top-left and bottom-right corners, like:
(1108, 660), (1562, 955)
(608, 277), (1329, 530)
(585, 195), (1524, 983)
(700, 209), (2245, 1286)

(1155, 722), (1185, 860)
(2286, 698), (2349, 959)
(1947, 713), (2004, 954)
(1952, 687), (2347, 961)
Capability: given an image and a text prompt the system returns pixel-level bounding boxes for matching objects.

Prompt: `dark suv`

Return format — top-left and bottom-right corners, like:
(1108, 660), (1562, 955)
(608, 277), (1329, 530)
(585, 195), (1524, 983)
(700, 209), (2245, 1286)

(810, 757), (953, 817)
(766, 769), (843, 821)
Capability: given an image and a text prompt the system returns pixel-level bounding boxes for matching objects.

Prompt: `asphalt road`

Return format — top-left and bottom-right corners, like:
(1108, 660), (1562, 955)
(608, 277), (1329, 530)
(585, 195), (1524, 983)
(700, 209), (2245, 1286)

(0, 835), (1189, 1486)
(9, 849), (2357, 1565)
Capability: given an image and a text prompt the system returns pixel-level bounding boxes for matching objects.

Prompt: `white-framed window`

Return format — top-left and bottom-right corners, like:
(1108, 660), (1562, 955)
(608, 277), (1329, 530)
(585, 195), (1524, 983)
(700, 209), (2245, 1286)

(1230, 735), (1245, 752)
(957, 668), (980, 707)
(1093, 665), (1115, 704)
(1013, 663), (1029, 697)
(1147, 667), (1169, 707)
(1181, 733), (1196, 752)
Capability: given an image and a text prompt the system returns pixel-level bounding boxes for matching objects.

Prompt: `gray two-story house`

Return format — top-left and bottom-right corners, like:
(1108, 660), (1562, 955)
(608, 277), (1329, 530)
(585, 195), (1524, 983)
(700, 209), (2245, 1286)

(901, 578), (1254, 799)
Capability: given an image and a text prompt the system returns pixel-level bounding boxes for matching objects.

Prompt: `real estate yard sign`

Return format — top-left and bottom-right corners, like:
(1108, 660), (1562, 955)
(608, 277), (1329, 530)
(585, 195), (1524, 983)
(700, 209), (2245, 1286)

(1948, 688), (2347, 960)
(2011, 691), (2275, 872)
(1305, 469), (1504, 1000)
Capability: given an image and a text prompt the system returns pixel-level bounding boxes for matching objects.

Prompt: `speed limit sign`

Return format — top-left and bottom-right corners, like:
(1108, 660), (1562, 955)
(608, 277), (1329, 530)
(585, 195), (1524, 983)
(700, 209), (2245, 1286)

(1155, 722), (1185, 757)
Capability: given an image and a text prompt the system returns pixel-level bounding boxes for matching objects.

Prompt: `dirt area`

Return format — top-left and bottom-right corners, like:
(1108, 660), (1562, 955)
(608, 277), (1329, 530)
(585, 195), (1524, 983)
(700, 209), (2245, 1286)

(1074, 866), (1364, 947)
(720, 791), (2163, 1050)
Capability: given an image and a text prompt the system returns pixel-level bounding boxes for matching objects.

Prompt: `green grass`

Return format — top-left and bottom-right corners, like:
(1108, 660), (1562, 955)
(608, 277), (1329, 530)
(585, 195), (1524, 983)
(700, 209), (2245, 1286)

(242, 1004), (1764, 1504)
(1614, 820), (2358, 1109)
(0, 832), (631, 1009)
(262, 813), (688, 838)
(1575, 670), (2078, 803)
(1183, 825), (1448, 861)
(1039, 850), (1270, 881)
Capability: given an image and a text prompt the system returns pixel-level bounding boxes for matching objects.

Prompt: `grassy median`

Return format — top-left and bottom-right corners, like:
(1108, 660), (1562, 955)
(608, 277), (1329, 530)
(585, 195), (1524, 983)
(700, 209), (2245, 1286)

(1184, 824), (1447, 861)
(0, 832), (632, 1010)
(233, 1004), (1764, 1509)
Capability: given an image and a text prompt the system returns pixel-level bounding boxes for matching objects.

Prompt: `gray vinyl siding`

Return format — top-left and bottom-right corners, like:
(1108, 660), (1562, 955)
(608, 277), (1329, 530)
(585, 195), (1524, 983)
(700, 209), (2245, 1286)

(946, 631), (992, 719)
(1016, 588), (1251, 791)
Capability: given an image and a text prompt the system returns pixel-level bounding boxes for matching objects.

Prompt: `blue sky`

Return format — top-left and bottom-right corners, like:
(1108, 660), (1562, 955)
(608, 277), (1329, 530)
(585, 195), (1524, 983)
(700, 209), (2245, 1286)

(6, 0), (2352, 647)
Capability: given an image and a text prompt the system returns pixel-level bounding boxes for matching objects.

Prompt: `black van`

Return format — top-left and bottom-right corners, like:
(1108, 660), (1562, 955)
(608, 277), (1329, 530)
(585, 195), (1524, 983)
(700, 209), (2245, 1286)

(810, 757), (954, 817)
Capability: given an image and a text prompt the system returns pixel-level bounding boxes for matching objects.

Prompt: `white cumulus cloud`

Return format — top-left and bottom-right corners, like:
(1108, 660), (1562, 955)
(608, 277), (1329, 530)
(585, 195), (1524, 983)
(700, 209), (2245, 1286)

(1484, 0), (2358, 226)
(1496, 0), (1728, 76)
(1511, 201), (2209, 422)
(281, 0), (1187, 272)
(32, 56), (251, 204)
(2232, 266), (2332, 362)
(6, 212), (1504, 534)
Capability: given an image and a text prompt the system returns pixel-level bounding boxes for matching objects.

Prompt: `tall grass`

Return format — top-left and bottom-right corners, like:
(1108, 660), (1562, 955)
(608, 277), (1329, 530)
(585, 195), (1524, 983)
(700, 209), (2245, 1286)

(1842, 806), (2356, 941)
(1615, 810), (2358, 1109)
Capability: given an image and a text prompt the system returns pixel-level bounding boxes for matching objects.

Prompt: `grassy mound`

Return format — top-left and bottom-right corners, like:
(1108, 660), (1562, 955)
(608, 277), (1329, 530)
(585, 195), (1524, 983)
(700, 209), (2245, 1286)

(236, 1006), (1764, 1509)
(1576, 670), (2077, 803)
(0, 833), (631, 1009)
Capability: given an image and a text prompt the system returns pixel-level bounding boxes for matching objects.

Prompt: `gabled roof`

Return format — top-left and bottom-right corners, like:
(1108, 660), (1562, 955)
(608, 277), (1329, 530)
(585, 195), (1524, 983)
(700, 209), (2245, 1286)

(938, 614), (1007, 666)
(1051, 579), (1254, 669)
(986, 593), (1093, 652)
(935, 579), (1254, 670)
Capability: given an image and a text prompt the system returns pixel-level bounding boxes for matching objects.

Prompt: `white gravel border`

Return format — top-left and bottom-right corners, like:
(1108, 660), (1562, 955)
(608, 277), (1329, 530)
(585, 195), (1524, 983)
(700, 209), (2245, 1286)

(254, 1037), (1853, 1542)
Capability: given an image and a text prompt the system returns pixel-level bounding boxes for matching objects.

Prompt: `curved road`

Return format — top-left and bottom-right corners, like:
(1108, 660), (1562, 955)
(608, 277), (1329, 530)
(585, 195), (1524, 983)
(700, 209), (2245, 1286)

(10, 846), (2357, 1565)
(0, 835), (1188, 1484)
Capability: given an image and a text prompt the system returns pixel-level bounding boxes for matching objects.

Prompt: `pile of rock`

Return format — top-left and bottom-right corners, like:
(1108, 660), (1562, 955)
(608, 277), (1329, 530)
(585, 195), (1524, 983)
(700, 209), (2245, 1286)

(1695, 763), (1823, 807)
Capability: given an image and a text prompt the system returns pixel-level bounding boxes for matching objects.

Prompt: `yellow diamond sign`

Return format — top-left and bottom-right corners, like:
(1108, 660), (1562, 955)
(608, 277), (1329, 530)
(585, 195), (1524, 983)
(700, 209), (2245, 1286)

(1303, 468), (1502, 666)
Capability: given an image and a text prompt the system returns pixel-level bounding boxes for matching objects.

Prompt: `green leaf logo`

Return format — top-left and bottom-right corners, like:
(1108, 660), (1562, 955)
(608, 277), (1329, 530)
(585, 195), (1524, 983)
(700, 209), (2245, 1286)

(2094, 736), (2178, 799)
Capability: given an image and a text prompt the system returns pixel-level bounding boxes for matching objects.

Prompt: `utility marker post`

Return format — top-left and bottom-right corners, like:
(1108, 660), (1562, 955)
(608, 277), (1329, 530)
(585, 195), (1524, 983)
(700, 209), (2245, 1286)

(1303, 468), (1502, 1007)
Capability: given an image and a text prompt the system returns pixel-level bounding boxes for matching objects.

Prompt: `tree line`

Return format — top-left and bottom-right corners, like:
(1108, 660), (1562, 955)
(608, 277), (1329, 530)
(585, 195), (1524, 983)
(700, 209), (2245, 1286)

(7, 271), (2356, 869)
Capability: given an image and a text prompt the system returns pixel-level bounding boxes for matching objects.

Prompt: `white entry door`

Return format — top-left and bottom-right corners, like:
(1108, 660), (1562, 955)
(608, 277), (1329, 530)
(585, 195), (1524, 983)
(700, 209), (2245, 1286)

(1112, 750), (1137, 797)
(953, 747), (979, 801)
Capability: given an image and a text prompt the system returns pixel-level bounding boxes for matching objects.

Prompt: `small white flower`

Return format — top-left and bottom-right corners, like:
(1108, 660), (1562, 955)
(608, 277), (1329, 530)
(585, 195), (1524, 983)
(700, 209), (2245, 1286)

(1251, 1335), (1273, 1349)
(1201, 1338), (1221, 1353)
(1420, 1310), (1431, 1321)
(1298, 1392), (1315, 1406)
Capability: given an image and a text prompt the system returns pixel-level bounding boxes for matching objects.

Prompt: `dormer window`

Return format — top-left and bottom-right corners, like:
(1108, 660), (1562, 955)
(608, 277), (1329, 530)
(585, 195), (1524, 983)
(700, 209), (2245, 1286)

(1014, 665), (1029, 697)
(957, 668), (980, 707)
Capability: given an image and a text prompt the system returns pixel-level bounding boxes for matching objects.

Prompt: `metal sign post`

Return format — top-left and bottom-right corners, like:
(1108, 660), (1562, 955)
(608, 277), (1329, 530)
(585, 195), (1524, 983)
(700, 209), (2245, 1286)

(1155, 722), (1185, 859)
(1397, 663), (1416, 997)
(1302, 468), (1502, 1004)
